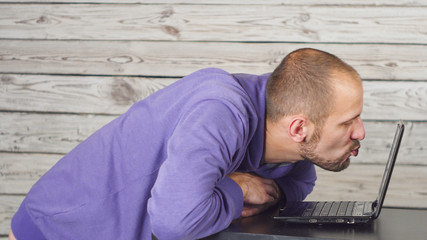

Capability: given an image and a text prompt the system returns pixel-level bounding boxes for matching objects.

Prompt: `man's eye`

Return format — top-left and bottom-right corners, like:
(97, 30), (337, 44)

(343, 121), (353, 126)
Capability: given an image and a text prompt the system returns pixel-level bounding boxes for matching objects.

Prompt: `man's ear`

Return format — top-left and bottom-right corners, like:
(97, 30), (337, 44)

(288, 117), (308, 143)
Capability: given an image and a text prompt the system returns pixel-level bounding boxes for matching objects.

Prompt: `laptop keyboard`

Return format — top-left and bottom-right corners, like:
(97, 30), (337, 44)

(302, 201), (373, 217)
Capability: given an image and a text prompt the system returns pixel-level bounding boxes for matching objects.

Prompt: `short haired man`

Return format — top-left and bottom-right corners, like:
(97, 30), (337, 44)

(10, 48), (365, 240)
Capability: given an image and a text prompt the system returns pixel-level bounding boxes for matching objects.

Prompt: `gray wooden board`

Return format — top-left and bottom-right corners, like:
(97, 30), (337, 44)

(307, 164), (427, 208)
(1, 74), (427, 119)
(0, 112), (116, 154)
(0, 0), (426, 5)
(0, 195), (24, 237)
(1, 41), (427, 80)
(0, 153), (62, 194)
(0, 74), (178, 115)
(0, 4), (426, 43)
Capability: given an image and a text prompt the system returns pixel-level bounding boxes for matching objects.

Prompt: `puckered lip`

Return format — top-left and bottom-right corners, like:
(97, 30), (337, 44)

(350, 145), (361, 157)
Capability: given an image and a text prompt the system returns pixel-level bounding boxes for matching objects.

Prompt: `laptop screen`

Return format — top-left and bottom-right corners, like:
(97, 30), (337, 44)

(372, 121), (405, 219)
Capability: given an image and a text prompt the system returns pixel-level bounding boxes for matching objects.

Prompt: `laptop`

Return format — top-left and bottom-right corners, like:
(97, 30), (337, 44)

(274, 121), (405, 224)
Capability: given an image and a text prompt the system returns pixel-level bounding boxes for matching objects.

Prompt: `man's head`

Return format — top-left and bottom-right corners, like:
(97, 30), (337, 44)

(265, 48), (365, 171)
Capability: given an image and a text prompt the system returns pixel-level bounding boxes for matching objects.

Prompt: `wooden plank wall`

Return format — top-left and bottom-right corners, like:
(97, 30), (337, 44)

(1, 0), (427, 237)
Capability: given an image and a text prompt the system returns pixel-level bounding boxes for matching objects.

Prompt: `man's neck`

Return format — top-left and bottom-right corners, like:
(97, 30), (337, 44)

(264, 118), (303, 164)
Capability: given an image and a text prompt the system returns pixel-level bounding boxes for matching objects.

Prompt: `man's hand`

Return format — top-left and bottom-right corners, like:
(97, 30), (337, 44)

(228, 172), (281, 217)
(9, 230), (17, 240)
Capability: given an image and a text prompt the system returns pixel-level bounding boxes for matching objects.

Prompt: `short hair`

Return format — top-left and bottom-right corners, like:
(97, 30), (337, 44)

(266, 48), (360, 125)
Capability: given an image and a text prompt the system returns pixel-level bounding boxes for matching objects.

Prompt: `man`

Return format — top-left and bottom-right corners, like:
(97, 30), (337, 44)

(10, 48), (365, 240)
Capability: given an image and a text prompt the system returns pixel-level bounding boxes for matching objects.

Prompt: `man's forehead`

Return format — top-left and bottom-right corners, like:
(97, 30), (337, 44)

(329, 79), (363, 119)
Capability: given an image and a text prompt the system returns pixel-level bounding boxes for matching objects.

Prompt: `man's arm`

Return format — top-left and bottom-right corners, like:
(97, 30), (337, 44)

(228, 162), (316, 218)
(147, 100), (249, 240)
(275, 161), (317, 203)
(227, 172), (281, 217)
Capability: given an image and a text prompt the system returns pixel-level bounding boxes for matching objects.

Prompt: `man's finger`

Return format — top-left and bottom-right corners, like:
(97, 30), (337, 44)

(259, 177), (277, 187)
(241, 204), (269, 217)
(259, 178), (279, 191)
(262, 183), (280, 200)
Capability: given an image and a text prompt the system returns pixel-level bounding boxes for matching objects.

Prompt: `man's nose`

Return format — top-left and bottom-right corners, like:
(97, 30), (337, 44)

(351, 117), (365, 141)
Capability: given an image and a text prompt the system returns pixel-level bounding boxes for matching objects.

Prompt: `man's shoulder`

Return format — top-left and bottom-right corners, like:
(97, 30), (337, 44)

(181, 68), (246, 96)
(192, 68), (267, 82)
(189, 68), (237, 85)
(197, 67), (230, 74)
(186, 67), (232, 80)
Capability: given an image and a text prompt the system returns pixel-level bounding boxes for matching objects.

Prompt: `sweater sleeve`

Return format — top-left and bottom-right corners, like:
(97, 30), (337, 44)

(147, 100), (247, 240)
(275, 161), (317, 204)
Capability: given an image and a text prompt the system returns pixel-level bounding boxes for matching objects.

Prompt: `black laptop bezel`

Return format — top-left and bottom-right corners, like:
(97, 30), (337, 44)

(372, 120), (404, 219)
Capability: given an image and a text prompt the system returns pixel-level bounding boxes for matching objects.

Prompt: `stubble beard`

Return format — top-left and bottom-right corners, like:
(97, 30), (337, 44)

(300, 128), (359, 172)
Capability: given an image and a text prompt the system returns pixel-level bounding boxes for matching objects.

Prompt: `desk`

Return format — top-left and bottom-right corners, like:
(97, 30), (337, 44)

(205, 207), (427, 240)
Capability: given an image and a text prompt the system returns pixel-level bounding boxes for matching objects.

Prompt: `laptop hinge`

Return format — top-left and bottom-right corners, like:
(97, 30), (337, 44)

(372, 200), (378, 211)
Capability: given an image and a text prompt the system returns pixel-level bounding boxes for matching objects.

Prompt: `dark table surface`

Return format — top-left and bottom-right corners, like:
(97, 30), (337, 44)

(204, 207), (427, 240)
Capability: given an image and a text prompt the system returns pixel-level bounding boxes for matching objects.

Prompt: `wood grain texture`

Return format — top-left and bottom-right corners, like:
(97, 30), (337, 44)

(0, 153), (61, 194)
(361, 81), (427, 121)
(1, 4), (427, 43)
(1, 41), (427, 80)
(0, 112), (116, 154)
(0, 195), (24, 236)
(0, 113), (425, 164)
(306, 165), (427, 208)
(0, 74), (178, 114)
(0, 0), (426, 5)
(1, 74), (427, 119)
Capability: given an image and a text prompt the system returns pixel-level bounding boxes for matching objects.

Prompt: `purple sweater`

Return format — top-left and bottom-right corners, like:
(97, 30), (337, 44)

(12, 68), (316, 240)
